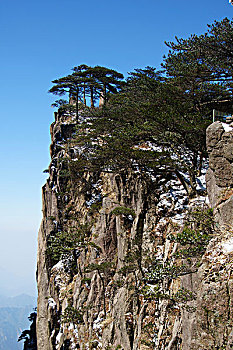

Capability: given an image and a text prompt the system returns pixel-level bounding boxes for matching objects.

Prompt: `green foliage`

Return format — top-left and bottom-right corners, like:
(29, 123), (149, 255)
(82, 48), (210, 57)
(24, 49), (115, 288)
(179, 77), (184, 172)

(85, 262), (114, 274)
(172, 227), (210, 257)
(69, 19), (233, 198)
(169, 207), (214, 258)
(173, 287), (196, 303)
(111, 206), (135, 218)
(18, 311), (37, 350)
(47, 216), (56, 221)
(112, 279), (124, 289)
(61, 305), (84, 325)
(49, 19), (233, 200)
(89, 200), (102, 214)
(46, 223), (92, 264)
(143, 261), (189, 284)
(49, 64), (124, 115)
(164, 18), (233, 95)
(73, 65), (211, 196)
(104, 345), (123, 350)
(59, 168), (71, 178)
(140, 284), (167, 301)
(186, 207), (214, 232)
(46, 231), (76, 263)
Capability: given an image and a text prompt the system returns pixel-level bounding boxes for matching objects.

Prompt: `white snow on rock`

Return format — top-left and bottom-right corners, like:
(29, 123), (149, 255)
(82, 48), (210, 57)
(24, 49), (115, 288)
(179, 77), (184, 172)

(52, 260), (64, 271)
(93, 314), (104, 330)
(48, 297), (57, 309)
(222, 122), (233, 133)
(222, 237), (233, 253)
(55, 330), (63, 349)
(86, 193), (101, 207)
(155, 159), (209, 238)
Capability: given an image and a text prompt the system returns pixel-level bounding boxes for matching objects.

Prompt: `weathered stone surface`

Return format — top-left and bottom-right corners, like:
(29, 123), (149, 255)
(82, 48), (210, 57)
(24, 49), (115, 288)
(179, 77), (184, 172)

(36, 116), (233, 349)
(206, 122), (233, 227)
(207, 122), (233, 188)
(224, 142), (233, 161)
(189, 121), (233, 349)
(206, 121), (224, 152)
(205, 168), (222, 208)
(187, 232), (233, 350)
(209, 154), (233, 187)
(216, 194), (233, 226)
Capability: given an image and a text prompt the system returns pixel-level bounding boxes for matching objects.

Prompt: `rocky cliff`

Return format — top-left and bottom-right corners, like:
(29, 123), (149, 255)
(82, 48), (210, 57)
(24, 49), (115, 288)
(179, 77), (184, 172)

(36, 115), (233, 349)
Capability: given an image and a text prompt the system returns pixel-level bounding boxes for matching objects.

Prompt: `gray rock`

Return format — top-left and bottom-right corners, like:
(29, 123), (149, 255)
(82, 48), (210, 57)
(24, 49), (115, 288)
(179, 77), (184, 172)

(206, 121), (224, 152)
(216, 194), (233, 226)
(207, 122), (233, 188)
(36, 117), (233, 350)
(205, 168), (223, 208)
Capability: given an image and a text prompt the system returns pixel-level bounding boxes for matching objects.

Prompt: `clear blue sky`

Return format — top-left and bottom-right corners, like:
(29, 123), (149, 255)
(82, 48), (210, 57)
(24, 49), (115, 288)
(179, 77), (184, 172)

(0, 0), (231, 297)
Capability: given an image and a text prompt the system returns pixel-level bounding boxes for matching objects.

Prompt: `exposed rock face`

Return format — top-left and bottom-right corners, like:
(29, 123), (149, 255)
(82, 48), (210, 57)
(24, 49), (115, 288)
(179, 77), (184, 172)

(36, 117), (233, 349)
(206, 121), (233, 225)
(184, 121), (233, 349)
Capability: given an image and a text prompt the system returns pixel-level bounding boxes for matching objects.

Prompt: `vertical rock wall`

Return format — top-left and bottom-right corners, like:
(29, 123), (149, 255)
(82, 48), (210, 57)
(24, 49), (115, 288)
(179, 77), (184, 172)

(36, 118), (233, 349)
(182, 121), (233, 349)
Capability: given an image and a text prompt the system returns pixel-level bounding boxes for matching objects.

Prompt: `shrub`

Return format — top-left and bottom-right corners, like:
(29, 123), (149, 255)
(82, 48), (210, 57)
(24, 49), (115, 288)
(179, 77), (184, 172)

(46, 223), (92, 264)
(61, 305), (84, 324)
(169, 206), (214, 258)
(111, 206), (136, 218)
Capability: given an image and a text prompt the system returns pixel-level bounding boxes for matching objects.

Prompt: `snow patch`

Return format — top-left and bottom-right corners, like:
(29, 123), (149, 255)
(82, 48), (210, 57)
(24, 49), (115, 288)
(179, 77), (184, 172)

(86, 193), (101, 207)
(222, 122), (233, 133)
(93, 314), (103, 330)
(52, 260), (64, 271)
(222, 238), (233, 253)
(48, 297), (57, 309)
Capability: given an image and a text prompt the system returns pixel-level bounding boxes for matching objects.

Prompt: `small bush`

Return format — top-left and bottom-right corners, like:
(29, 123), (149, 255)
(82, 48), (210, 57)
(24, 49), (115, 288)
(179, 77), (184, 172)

(169, 206), (214, 257)
(173, 287), (196, 303)
(111, 206), (135, 218)
(61, 305), (83, 324)
(46, 223), (92, 264)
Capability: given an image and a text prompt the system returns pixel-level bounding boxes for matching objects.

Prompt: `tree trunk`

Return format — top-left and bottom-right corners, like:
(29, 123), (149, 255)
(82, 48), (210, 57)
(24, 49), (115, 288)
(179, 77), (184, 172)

(76, 88), (79, 122)
(103, 84), (107, 105)
(189, 152), (198, 196)
(90, 86), (94, 108)
(83, 83), (86, 106)
(198, 150), (204, 176)
(175, 169), (196, 198)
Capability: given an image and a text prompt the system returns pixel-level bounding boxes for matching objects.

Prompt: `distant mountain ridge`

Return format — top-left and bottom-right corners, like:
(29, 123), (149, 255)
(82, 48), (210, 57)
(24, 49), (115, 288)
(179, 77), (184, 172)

(0, 293), (36, 308)
(0, 294), (36, 350)
(0, 305), (33, 350)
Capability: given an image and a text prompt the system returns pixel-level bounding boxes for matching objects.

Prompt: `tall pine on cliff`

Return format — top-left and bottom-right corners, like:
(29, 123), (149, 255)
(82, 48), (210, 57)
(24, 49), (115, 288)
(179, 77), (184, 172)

(49, 65), (124, 116)
(51, 18), (233, 197)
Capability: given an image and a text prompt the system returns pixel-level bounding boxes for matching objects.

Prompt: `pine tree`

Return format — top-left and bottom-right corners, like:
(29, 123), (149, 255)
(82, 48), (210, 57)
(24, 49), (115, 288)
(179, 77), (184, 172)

(87, 66), (124, 106)
(49, 65), (124, 114)
(163, 17), (233, 113)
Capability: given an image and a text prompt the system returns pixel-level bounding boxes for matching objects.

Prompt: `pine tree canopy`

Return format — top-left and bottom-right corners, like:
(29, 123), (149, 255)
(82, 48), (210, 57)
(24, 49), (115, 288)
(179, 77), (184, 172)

(49, 64), (125, 116)
(163, 17), (233, 112)
(50, 18), (233, 197)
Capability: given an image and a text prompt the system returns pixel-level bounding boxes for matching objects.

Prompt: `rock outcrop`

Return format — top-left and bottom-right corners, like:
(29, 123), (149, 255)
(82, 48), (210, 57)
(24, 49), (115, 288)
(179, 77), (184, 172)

(184, 121), (233, 349)
(36, 116), (233, 349)
(206, 121), (233, 225)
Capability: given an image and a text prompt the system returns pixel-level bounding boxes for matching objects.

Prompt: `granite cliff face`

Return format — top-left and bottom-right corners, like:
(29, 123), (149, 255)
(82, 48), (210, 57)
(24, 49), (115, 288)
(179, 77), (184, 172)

(36, 116), (233, 349)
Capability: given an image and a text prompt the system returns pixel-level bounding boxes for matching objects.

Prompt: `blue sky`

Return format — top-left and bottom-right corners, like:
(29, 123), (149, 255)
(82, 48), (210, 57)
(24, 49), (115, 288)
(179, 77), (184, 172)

(0, 0), (232, 297)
